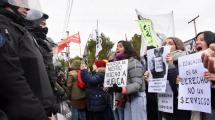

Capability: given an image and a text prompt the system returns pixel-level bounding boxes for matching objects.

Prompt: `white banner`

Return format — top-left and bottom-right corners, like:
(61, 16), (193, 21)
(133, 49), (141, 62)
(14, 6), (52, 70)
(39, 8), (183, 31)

(104, 60), (128, 87)
(135, 9), (175, 47)
(158, 81), (174, 113)
(147, 46), (171, 93)
(178, 52), (211, 113)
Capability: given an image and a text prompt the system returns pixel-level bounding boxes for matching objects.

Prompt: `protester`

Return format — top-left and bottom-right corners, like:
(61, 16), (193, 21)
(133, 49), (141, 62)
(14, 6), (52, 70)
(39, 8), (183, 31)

(195, 31), (215, 120)
(159, 37), (191, 120)
(106, 51), (124, 120)
(67, 59), (87, 120)
(0, 0), (55, 119)
(143, 46), (159, 120)
(25, 13), (57, 90)
(110, 40), (147, 120)
(80, 60), (110, 120)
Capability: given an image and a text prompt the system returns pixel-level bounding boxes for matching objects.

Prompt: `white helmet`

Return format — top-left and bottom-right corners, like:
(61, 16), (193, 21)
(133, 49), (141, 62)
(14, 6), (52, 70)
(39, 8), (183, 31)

(7, 0), (43, 20)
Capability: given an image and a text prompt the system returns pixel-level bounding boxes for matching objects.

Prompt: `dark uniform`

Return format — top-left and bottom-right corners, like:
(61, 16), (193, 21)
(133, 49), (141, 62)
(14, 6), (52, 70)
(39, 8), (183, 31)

(0, 8), (54, 120)
(25, 18), (57, 91)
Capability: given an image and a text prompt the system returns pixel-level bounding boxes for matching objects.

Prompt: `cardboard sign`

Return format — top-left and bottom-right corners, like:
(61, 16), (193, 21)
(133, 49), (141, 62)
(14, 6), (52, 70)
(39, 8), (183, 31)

(158, 81), (174, 113)
(147, 46), (171, 93)
(104, 59), (128, 87)
(178, 52), (211, 113)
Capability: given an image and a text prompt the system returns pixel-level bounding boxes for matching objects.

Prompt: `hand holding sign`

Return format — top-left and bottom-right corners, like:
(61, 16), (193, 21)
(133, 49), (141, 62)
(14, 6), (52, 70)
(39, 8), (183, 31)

(166, 53), (173, 64)
(108, 84), (122, 93)
(201, 44), (215, 73)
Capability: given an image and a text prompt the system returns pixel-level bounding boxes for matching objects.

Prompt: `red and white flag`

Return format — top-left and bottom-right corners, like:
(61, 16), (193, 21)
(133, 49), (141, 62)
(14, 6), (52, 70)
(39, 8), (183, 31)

(52, 32), (80, 53)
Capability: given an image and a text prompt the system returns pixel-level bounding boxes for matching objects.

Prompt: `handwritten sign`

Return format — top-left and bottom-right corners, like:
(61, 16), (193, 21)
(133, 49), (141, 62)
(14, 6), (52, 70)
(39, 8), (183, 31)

(104, 59), (128, 87)
(178, 52), (211, 113)
(158, 81), (173, 113)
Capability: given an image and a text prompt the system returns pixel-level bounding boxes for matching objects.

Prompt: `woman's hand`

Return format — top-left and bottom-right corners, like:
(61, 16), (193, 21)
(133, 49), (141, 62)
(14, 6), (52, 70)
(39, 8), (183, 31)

(204, 71), (215, 81)
(48, 114), (56, 120)
(202, 44), (215, 73)
(144, 71), (149, 81)
(166, 53), (173, 64)
(80, 63), (88, 70)
(176, 75), (182, 84)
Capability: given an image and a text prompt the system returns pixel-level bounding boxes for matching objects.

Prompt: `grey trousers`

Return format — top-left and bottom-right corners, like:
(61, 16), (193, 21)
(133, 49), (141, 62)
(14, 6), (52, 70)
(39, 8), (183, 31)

(124, 92), (147, 120)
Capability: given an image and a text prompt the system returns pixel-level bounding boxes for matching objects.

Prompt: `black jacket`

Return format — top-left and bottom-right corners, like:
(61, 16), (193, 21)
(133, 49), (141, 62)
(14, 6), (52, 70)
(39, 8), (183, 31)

(28, 27), (57, 93)
(0, 9), (54, 120)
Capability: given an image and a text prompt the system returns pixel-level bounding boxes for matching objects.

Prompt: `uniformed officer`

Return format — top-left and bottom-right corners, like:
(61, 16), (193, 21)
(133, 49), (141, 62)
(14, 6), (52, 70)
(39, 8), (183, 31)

(25, 13), (58, 95)
(0, 0), (56, 119)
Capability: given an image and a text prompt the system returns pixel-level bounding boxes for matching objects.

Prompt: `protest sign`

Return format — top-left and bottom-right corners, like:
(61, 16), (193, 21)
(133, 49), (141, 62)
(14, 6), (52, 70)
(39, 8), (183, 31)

(104, 59), (128, 87)
(178, 52), (211, 113)
(184, 38), (196, 55)
(147, 46), (171, 93)
(158, 81), (174, 113)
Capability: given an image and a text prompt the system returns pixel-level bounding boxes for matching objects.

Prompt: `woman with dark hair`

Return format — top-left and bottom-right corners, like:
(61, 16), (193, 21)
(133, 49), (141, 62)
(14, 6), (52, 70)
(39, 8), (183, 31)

(194, 31), (215, 120)
(110, 40), (147, 120)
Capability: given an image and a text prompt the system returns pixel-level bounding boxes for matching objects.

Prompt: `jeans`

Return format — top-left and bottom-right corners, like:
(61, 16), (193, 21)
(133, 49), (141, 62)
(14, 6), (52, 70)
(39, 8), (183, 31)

(113, 108), (124, 120)
(72, 108), (86, 120)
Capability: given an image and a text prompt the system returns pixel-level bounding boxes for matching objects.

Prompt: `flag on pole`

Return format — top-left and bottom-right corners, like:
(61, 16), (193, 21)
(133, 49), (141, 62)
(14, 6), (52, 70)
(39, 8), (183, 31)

(95, 29), (102, 57)
(137, 19), (159, 47)
(52, 32), (80, 53)
(82, 42), (89, 64)
(135, 9), (175, 56)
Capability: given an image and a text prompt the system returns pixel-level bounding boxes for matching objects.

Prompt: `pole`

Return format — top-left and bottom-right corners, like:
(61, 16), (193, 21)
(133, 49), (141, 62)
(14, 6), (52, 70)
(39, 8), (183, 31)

(66, 31), (70, 67)
(125, 33), (128, 41)
(96, 19), (99, 59)
(79, 32), (82, 57)
(188, 15), (199, 36)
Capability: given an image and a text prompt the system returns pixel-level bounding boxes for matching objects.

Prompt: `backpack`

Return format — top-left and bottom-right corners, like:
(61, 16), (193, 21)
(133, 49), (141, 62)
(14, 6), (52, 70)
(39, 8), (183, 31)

(77, 70), (86, 89)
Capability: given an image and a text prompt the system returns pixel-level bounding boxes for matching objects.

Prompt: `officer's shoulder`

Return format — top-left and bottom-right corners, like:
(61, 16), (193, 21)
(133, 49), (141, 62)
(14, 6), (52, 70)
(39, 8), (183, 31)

(0, 32), (5, 48)
(0, 15), (11, 26)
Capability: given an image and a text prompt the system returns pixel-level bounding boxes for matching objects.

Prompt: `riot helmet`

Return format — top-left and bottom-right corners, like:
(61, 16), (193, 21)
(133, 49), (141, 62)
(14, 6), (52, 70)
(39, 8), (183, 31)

(1, 0), (43, 20)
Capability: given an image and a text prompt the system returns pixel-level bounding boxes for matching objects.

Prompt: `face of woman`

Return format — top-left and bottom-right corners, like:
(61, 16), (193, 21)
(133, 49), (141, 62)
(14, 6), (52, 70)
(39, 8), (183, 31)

(116, 42), (125, 56)
(195, 33), (208, 51)
(163, 38), (176, 52)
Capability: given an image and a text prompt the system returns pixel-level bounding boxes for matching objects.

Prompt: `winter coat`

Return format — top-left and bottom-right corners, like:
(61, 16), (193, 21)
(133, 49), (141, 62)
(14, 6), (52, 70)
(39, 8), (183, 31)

(159, 50), (191, 120)
(0, 9), (54, 119)
(67, 70), (86, 109)
(81, 67), (108, 112)
(116, 57), (145, 100)
(125, 57), (145, 94)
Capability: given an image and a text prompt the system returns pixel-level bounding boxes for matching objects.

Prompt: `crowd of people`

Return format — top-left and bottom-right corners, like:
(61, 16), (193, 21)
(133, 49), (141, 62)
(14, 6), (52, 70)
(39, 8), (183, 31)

(0, 0), (215, 120)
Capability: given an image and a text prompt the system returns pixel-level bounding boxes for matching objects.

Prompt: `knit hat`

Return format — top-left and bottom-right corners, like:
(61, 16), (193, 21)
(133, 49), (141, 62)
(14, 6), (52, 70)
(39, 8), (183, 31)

(196, 31), (215, 47)
(95, 60), (106, 68)
(71, 60), (81, 70)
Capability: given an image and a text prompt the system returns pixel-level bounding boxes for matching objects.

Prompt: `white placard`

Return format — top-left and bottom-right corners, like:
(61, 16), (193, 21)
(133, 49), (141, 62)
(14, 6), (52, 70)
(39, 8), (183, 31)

(147, 46), (171, 93)
(158, 81), (174, 113)
(178, 52), (211, 113)
(104, 59), (128, 87)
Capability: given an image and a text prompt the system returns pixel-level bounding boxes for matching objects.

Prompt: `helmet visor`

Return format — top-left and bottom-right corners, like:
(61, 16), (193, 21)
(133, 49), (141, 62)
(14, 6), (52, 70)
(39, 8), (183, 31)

(8, 0), (43, 20)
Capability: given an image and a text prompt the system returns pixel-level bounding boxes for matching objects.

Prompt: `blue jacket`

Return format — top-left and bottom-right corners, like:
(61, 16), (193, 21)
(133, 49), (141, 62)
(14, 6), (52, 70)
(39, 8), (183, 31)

(81, 67), (107, 112)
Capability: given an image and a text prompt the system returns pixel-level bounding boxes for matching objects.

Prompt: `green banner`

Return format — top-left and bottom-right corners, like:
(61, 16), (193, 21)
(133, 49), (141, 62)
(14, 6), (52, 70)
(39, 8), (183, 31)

(137, 19), (158, 47)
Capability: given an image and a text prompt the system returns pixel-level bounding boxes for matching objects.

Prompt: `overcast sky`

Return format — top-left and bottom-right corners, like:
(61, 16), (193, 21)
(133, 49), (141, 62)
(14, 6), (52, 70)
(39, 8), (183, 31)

(40, 0), (215, 58)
